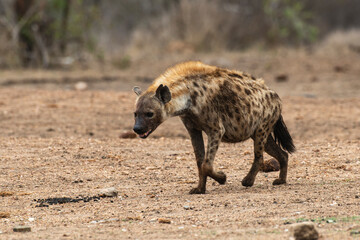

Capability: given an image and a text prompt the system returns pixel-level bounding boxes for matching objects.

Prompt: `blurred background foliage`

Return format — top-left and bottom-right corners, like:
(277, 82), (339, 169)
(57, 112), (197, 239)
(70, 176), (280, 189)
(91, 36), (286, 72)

(0, 0), (359, 68)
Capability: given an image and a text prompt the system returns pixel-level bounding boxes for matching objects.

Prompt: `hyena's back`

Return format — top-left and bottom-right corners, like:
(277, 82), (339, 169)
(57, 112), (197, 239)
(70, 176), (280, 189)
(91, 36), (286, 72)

(152, 61), (282, 143)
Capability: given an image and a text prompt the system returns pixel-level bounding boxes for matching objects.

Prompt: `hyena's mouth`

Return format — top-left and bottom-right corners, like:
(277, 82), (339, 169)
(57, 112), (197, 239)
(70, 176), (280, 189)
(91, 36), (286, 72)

(139, 129), (152, 139)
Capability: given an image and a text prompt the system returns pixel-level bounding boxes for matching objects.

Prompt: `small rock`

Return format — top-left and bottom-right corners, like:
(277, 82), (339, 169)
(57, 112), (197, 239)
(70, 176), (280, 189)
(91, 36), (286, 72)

(183, 205), (191, 210)
(261, 158), (280, 172)
(13, 225), (31, 232)
(120, 131), (137, 139)
(28, 217), (35, 222)
(74, 81), (88, 91)
(158, 218), (171, 224)
(334, 65), (347, 73)
(303, 93), (317, 99)
(99, 187), (118, 197)
(290, 222), (319, 240)
(0, 212), (10, 218)
(243, 151), (251, 155)
(275, 74), (288, 82)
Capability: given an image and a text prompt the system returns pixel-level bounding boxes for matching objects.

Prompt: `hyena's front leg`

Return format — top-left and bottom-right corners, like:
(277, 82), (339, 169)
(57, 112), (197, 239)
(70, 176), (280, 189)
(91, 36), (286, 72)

(186, 128), (207, 194)
(181, 118), (207, 194)
(199, 128), (227, 192)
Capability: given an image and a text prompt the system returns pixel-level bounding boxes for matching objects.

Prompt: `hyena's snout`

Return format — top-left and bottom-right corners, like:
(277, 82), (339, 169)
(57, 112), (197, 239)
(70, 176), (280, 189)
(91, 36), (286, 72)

(133, 119), (153, 139)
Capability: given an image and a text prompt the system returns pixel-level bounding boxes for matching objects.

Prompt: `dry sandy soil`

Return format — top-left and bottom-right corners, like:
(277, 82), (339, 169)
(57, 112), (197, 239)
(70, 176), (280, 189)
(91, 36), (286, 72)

(0, 49), (359, 239)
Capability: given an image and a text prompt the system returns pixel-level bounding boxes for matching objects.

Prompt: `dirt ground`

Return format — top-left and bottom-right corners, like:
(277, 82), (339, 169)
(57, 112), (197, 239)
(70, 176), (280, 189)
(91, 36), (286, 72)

(0, 49), (359, 239)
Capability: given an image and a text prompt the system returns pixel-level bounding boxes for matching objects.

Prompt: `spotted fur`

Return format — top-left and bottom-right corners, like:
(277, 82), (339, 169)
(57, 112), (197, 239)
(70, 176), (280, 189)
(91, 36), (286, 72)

(133, 61), (295, 194)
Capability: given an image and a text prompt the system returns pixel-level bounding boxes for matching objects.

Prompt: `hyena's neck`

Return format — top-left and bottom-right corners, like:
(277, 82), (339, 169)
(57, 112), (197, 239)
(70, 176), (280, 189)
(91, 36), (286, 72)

(166, 91), (191, 117)
(148, 82), (191, 117)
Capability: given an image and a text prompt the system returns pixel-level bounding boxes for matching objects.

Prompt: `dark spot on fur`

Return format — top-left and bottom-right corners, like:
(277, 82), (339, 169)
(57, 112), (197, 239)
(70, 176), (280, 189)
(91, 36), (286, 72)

(213, 69), (222, 77)
(191, 91), (198, 107)
(234, 107), (239, 114)
(228, 73), (243, 79)
(245, 89), (251, 95)
(236, 85), (242, 92)
(246, 102), (251, 113)
(193, 82), (200, 88)
(251, 76), (256, 80)
(236, 116), (240, 122)
(202, 85), (207, 91)
(234, 127), (238, 131)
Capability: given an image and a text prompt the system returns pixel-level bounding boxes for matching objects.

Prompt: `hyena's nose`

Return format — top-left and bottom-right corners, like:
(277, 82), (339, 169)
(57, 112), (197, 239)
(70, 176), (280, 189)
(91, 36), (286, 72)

(133, 126), (144, 134)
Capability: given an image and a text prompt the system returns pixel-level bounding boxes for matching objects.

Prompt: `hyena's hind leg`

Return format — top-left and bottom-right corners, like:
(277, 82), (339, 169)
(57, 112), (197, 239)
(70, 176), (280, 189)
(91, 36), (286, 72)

(242, 129), (268, 187)
(265, 135), (288, 185)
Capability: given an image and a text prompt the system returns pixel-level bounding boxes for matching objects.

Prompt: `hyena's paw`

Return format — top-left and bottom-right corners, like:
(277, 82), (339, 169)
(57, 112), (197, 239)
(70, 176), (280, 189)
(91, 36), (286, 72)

(189, 187), (206, 194)
(241, 176), (255, 187)
(272, 178), (286, 185)
(214, 171), (226, 185)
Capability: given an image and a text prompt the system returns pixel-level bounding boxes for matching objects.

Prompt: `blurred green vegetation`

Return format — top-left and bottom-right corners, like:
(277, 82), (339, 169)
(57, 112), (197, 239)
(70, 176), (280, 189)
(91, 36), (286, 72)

(264, 0), (319, 45)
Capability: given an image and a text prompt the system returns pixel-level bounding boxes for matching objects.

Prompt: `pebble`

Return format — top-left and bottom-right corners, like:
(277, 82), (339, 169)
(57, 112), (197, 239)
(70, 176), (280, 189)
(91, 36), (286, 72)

(158, 218), (171, 224)
(74, 81), (88, 91)
(99, 187), (118, 197)
(13, 225), (31, 232)
(262, 158), (280, 172)
(0, 212), (10, 218)
(290, 222), (319, 240)
(183, 205), (194, 210)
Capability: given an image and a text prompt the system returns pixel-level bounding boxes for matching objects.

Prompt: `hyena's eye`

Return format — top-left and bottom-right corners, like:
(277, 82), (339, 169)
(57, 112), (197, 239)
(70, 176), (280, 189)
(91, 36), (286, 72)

(134, 112), (137, 118)
(146, 112), (154, 118)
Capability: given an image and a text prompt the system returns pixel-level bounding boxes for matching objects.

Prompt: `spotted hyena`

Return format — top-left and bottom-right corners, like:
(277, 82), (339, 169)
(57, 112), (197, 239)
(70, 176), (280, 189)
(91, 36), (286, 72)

(133, 61), (295, 194)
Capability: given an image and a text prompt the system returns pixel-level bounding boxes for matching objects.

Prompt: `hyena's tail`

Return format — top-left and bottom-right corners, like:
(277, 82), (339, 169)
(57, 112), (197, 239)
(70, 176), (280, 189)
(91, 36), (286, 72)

(273, 115), (296, 153)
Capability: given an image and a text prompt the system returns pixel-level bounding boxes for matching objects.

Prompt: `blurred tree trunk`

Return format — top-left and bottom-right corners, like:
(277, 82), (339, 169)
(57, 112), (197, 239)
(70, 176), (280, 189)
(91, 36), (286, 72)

(60, 0), (71, 55)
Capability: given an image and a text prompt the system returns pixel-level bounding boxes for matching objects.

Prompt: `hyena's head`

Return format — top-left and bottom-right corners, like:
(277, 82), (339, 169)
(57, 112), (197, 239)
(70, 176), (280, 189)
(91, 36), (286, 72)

(132, 84), (171, 138)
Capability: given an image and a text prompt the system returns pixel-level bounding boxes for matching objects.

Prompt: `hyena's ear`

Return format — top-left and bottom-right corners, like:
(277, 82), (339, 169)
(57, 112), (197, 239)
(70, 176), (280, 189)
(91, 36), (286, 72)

(155, 84), (171, 104)
(133, 86), (142, 96)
